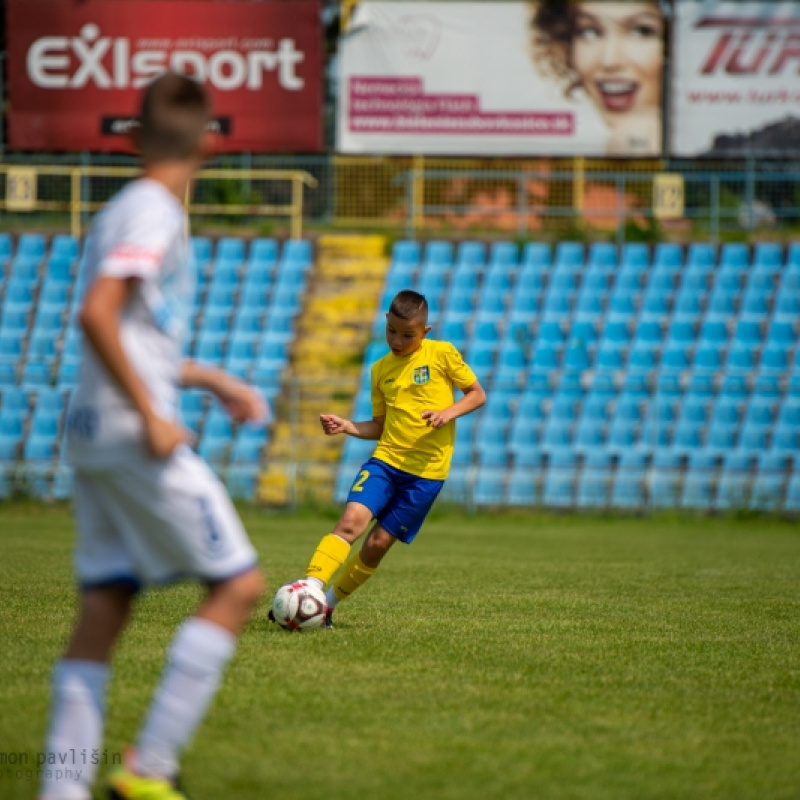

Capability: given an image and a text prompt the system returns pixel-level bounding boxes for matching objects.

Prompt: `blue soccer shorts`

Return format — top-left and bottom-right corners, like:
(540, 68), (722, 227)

(346, 457), (444, 543)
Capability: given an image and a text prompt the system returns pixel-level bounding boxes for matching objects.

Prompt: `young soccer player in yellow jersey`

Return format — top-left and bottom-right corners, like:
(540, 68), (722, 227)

(303, 289), (485, 627)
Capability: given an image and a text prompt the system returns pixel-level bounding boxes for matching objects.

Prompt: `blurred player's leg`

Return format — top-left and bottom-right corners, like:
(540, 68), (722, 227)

(40, 585), (134, 800)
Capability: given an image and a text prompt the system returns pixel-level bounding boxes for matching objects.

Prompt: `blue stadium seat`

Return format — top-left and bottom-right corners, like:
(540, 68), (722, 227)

(661, 345), (690, 372)
(754, 242), (782, 272)
(216, 237), (245, 265)
(759, 345), (787, 374)
(555, 242), (584, 270)
(543, 450), (577, 507)
(720, 242), (749, 270)
(704, 424), (737, 456)
(673, 291), (704, 317)
(225, 466), (259, 501)
(650, 451), (682, 507)
(687, 242), (715, 270)
(508, 464), (541, 506)
(574, 293), (604, 318)
(209, 261), (241, 288)
(698, 319), (728, 346)
(23, 435), (57, 462)
(671, 422), (703, 455)
(391, 240), (421, 268)
(516, 266), (546, 296)
(681, 452), (718, 510)
(654, 243), (682, 270)
(588, 242), (617, 271)
(44, 255), (75, 286)
(750, 453), (789, 510)
(0, 233), (12, 265)
(706, 291), (737, 317)
(195, 334), (226, 365)
(692, 345), (723, 373)
(595, 344), (625, 371)
(450, 271), (479, 295)
(489, 241), (518, 270)
(714, 268), (744, 294)
(474, 467), (507, 505)
(249, 238), (279, 267)
(191, 237), (213, 269)
(611, 451), (648, 508)
(771, 426), (798, 455)
(726, 345), (756, 373)
(606, 293), (636, 319)
(425, 241), (454, 269)
(456, 241), (484, 269)
(577, 451), (612, 507)
(766, 320), (795, 346)
(716, 452), (754, 510)
(522, 242), (551, 269)
(573, 420), (605, 455)
(16, 233), (46, 261)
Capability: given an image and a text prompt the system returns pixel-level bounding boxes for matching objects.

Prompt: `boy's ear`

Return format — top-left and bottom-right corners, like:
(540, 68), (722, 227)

(129, 125), (142, 155)
(423, 325), (432, 336)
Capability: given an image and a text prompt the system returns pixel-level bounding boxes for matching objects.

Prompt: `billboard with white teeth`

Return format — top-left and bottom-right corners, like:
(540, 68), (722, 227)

(337, 2), (665, 156)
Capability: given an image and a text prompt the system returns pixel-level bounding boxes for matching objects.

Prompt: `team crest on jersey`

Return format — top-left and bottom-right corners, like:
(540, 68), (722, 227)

(413, 366), (430, 385)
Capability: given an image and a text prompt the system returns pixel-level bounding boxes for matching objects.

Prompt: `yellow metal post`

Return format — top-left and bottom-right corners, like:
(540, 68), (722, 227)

(573, 156), (585, 216)
(291, 176), (302, 240)
(70, 169), (82, 239)
(412, 154), (425, 234)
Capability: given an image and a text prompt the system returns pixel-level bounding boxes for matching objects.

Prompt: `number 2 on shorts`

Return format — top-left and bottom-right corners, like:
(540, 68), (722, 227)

(351, 469), (370, 493)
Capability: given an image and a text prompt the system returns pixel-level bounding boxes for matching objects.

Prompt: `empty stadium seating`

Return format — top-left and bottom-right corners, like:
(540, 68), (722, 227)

(338, 239), (800, 512)
(0, 233), (297, 499)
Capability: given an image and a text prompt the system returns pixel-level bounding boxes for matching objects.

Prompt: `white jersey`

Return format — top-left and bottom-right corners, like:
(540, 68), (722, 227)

(66, 178), (194, 467)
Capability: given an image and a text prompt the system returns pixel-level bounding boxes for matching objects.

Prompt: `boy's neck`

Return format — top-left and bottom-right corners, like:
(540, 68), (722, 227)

(142, 161), (198, 203)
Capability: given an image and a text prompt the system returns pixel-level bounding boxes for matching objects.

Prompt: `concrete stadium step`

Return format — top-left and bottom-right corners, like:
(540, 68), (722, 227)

(259, 234), (388, 506)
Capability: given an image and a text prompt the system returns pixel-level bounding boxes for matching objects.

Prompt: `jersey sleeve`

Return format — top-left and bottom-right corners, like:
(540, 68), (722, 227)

(370, 361), (387, 418)
(99, 193), (179, 281)
(441, 342), (478, 390)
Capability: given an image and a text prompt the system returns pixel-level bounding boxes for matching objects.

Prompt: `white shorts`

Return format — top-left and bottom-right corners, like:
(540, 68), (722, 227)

(73, 445), (258, 589)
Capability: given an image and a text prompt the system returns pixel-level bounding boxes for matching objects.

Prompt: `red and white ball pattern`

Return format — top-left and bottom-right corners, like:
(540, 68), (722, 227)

(271, 580), (328, 630)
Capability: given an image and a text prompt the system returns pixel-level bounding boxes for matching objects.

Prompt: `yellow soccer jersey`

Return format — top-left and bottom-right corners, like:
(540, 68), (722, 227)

(370, 338), (478, 480)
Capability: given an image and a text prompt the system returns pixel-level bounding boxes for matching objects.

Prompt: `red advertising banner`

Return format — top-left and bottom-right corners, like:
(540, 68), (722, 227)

(6, 0), (323, 153)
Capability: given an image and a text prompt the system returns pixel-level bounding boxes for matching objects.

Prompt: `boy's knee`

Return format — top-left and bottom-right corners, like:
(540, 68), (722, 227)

(334, 507), (372, 541)
(227, 568), (266, 608)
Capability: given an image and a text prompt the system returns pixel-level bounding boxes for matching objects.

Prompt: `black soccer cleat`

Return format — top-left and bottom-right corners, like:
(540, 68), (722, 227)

(267, 609), (289, 630)
(322, 608), (334, 629)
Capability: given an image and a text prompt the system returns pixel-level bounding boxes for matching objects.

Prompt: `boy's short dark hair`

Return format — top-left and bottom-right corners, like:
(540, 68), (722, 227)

(388, 290), (428, 323)
(139, 72), (211, 161)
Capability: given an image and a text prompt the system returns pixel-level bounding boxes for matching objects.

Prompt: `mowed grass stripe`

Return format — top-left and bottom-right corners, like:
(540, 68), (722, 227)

(0, 505), (798, 800)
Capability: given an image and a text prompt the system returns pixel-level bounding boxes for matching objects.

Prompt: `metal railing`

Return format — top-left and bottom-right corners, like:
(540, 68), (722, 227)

(0, 164), (318, 239)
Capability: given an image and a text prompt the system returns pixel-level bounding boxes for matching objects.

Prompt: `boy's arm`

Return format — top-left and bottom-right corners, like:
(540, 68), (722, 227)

(80, 275), (190, 458)
(320, 414), (385, 440)
(421, 380), (486, 430)
(181, 360), (267, 423)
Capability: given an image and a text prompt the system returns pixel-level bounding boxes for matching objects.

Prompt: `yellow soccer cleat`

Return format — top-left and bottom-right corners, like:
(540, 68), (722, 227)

(107, 767), (189, 800)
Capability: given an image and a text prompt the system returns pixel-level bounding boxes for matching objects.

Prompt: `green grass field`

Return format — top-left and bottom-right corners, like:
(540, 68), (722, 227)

(1, 503), (799, 800)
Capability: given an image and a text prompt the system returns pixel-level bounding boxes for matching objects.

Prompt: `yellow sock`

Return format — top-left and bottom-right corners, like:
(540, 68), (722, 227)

(332, 553), (377, 603)
(305, 534), (351, 587)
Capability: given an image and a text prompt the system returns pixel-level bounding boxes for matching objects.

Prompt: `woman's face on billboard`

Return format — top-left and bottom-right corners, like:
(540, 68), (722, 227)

(570, 2), (663, 120)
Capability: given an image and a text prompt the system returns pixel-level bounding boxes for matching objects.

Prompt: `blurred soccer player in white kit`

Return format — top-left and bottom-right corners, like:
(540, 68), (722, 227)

(40, 73), (267, 800)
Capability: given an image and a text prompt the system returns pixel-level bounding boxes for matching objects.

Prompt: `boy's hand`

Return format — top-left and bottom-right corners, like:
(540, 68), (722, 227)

(421, 409), (453, 429)
(216, 377), (269, 424)
(320, 414), (351, 436)
(144, 413), (193, 459)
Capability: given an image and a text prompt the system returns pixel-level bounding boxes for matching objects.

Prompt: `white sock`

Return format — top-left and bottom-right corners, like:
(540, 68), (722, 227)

(135, 617), (235, 780)
(40, 659), (109, 800)
(306, 577), (324, 589)
(325, 587), (339, 609)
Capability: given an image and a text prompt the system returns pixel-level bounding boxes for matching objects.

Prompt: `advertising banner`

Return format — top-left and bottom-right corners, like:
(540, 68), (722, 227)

(671, 1), (800, 157)
(6, 0), (323, 153)
(338, 2), (665, 156)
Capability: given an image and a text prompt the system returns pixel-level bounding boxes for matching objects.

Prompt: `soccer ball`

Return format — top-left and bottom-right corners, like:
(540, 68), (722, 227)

(271, 580), (328, 631)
